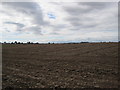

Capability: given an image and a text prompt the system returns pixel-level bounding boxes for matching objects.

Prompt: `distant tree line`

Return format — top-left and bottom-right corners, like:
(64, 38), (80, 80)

(1, 41), (39, 44)
(1, 41), (89, 44)
(0, 41), (119, 44)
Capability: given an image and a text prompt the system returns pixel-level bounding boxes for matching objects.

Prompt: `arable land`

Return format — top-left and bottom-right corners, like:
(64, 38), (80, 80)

(2, 42), (118, 88)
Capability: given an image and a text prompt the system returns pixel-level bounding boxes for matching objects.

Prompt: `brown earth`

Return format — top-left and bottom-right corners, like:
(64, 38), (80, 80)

(2, 43), (118, 88)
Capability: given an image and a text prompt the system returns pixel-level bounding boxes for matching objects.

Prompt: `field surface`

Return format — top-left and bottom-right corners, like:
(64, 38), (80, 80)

(2, 43), (118, 88)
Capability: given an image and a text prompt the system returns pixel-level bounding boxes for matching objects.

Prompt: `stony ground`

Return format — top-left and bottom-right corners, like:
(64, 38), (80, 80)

(2, 43), (118, 88)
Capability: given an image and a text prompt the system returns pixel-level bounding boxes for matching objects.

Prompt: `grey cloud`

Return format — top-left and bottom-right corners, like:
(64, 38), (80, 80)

(70, 24), (98, 31)
(65, 16), (98, 29)
(50, 2), (62, 5)
(48, 30), (59, 35)
(78, 2), (109, 9)
(65, 17), (80, 22)
(4, 21), (25, 28)
(64, 6), (89, 15)
(70, 22), (80, 27)
(63, 2), (117, 31)
(4, 21), (42, 35)
(2, 2), (50, 35)
(0, 10), (13, 16)
(52, 24), (67, 29)
(2, 2), (39, 15)
(26, 26), (42, 35)
(4, 21), (25, 32)
(49, 24), (69, 35)
(2, 2), (38, 10)
(64, 2), (111, 15)
(2, 2), (49, 26)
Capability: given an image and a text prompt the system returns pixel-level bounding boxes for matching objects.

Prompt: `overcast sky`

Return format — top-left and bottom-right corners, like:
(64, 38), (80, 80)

(0, 1), (118, 43)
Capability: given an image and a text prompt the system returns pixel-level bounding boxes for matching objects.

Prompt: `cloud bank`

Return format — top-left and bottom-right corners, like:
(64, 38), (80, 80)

(0, 1), (118, 43)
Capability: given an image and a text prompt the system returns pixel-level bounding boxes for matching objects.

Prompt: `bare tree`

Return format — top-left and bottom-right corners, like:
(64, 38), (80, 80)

(14, 41), (17, 44)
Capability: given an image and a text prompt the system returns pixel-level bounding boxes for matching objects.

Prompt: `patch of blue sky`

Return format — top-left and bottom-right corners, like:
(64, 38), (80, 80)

(47, 13), (56, 19)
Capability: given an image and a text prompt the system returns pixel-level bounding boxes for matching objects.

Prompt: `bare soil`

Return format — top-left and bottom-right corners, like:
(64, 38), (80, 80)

(2, 43), (118, 88)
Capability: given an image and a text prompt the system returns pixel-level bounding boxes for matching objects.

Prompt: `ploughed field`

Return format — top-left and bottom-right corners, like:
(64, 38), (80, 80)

(2, 43), (118, 88)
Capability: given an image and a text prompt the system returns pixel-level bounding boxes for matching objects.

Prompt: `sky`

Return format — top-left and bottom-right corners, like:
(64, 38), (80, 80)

(0, 1), (118, 43)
